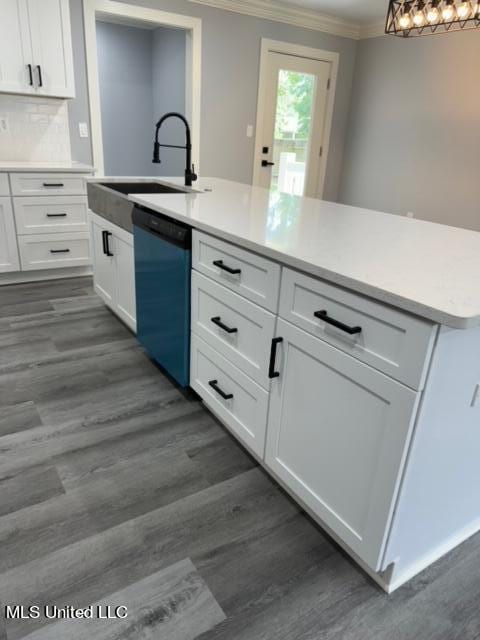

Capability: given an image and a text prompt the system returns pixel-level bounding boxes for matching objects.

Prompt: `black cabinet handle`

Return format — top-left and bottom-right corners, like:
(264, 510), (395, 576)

(46, 213), (67, 218)
(269, 337), (283, 379)
(213, 259), (241, 275)
(102, 230), (113, 257)
(211, 316), (238, 334)
(50, 249), (70, 254)
(261, 160), (275, 167)
(42, 183), (64, 188)
(208, 379), (233, 400)
(27, 64), (34, 86)
(36, 65), (43, 87)
(314, 310), (362, 335)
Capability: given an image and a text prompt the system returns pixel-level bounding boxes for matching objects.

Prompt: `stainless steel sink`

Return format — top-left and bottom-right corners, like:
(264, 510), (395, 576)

(99, 181), (185, 195)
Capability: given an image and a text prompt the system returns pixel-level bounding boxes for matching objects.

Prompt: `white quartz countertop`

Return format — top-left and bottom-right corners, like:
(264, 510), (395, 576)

(125, 177), (480, 329)
(0, 161), (93, 172)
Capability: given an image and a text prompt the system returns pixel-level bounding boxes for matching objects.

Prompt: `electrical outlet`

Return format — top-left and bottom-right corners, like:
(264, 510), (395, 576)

(406, 211), (414, 218)
(246, 124), (254, 138)
(0, 116), (10, 133)
(78, 122), (89, 138)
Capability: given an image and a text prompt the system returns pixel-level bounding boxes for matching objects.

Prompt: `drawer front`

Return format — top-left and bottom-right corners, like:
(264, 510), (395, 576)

(190, 333), (269, 459)
(9, 173), (87, 196)
(0, 174), (9, 196)
(18, 232), (91, 271)
(13, 196), (88, 234)
(191, 271), (276, 388)
(279, 268), (436, 390)
(192, 231), (280, 312)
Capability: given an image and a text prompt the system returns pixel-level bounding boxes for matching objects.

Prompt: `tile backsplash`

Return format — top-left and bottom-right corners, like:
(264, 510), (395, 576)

(0, 94), (71, 162)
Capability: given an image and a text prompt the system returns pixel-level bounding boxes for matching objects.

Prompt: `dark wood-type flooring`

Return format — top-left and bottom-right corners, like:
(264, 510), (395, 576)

(0, 277), (479, 640)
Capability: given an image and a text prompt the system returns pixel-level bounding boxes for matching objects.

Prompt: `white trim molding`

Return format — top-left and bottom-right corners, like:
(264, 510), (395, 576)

(188, 0), (361, 39)
(83, 0), (202, 176)
(252, 38), (339, 199)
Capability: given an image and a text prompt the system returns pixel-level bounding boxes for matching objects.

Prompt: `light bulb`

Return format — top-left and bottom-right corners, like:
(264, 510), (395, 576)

(413, 10), (425, 24)
(398, 12), (412, 28)
(457, 1), (471, 18)
(442, 3), (455, 20)
(427, 6), (439, 21)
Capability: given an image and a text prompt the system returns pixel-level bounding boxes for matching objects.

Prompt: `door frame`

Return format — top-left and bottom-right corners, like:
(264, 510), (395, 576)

(83, 0), (202, 176)
(252, 38), (339, 199)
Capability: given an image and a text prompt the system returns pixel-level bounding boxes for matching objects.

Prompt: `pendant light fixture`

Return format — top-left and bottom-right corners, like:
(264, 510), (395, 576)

(386, 0), (480, 36)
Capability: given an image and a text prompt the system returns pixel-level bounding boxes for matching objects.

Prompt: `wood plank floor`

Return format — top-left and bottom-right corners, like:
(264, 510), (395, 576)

(0, 276), (479, 640)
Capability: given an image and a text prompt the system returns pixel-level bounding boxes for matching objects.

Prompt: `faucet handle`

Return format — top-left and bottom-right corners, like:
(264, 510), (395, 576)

(191, 164), (198, 183)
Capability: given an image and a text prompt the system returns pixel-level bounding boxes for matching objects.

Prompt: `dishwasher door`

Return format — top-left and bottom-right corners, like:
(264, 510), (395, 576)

(133, 207), (191, 388)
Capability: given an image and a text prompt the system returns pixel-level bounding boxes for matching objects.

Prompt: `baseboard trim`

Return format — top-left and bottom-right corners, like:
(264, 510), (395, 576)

(0, 267), (93, 286)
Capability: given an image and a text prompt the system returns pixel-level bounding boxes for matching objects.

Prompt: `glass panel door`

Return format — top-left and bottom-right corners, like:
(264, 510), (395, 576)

(271, 69), (316, 196)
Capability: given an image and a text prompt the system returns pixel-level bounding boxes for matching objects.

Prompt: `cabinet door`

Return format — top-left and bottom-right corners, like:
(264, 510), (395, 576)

(27, 0), (75, 98)
(115, 233), (136, 332)
(90, 219), (115, 307)
(0, 197), (20, 272)
(0, 0), (34, 95)
(265, 319), (418, 570)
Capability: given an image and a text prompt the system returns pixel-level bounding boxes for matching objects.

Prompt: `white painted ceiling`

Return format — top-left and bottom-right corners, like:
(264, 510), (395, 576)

(277, 0), (388, 24)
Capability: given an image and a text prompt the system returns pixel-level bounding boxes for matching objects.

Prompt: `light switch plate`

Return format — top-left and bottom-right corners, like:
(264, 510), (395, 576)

(0, 116), (10, 133)
(78, 122), (89, 138)
(246, 124), (254, 138)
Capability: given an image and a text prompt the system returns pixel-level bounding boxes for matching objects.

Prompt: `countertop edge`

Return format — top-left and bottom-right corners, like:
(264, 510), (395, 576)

(129, 195), (479, 330)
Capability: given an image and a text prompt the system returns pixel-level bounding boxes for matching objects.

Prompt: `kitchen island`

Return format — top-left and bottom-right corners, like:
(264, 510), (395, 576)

(88, 176), (480, 592)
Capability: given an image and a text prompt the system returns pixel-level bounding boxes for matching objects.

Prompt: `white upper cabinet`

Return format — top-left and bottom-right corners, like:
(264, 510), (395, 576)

(0, 0), (75, 98)
(26, 0), (75, 98)
(0, 0), (34, 95)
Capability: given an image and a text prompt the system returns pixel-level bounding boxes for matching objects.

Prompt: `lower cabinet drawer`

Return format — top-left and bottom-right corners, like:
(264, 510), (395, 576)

(18, 232), (91, 271)
(13, 196), (89, 234)
(191, 270), (276, 388)
(9, 173), (87, 196)
(190, 333), (269, 459)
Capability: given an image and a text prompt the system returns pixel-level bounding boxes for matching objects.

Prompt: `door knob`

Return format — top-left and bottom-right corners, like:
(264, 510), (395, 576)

(261, 160), (275, 167)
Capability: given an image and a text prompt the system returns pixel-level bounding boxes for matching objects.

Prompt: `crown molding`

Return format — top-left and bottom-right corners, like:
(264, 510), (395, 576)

(359, 20), (386, 39)
(187, 0), (362, 39)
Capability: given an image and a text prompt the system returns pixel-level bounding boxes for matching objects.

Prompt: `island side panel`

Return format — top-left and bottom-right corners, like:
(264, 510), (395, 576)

(382, 324), (480, 588)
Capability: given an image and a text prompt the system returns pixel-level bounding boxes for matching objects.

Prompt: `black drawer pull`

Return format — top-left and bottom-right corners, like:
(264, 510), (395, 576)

(36, 65), (43, 87)
(314, 310), (362, 335)
(42, 183), (64, 188)
(50, 249), (70, 254)
(269, 337), (283, 379)
(211, 316), (238, 334)
(208, 379), (233, 400)
(213, 259), (241, 275)
(27, 64), (34, 86)
(46, 213), (67, 218)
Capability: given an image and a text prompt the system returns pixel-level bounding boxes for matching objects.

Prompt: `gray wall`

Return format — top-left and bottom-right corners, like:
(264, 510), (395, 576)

(96, 21), (154, 175)
(68, 0), (357, 200)
(152, 27), (187, 177)
(338, 31), (480, 231)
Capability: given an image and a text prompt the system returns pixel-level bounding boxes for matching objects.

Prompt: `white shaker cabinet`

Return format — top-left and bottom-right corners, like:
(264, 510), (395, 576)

(0, 0), (75, 98)
(265, 318), (419, 570)
(0, 0), (33, 95)
(0, 197), (20, 272)
(90, 212), (136, 332)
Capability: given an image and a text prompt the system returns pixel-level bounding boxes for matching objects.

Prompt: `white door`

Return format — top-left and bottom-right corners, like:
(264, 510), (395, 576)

(115, 233), (136, 331)
(265, 319), (419, 570)
(254, 50), (331, 198)
(91, 219), (115, 307)
(27, 0), (75, 98)
(0, 197), (20, 272)
(0, 0), (34, 95)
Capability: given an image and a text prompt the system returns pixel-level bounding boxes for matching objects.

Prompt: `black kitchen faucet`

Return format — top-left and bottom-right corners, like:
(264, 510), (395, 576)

(152, 112), (197, 187)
